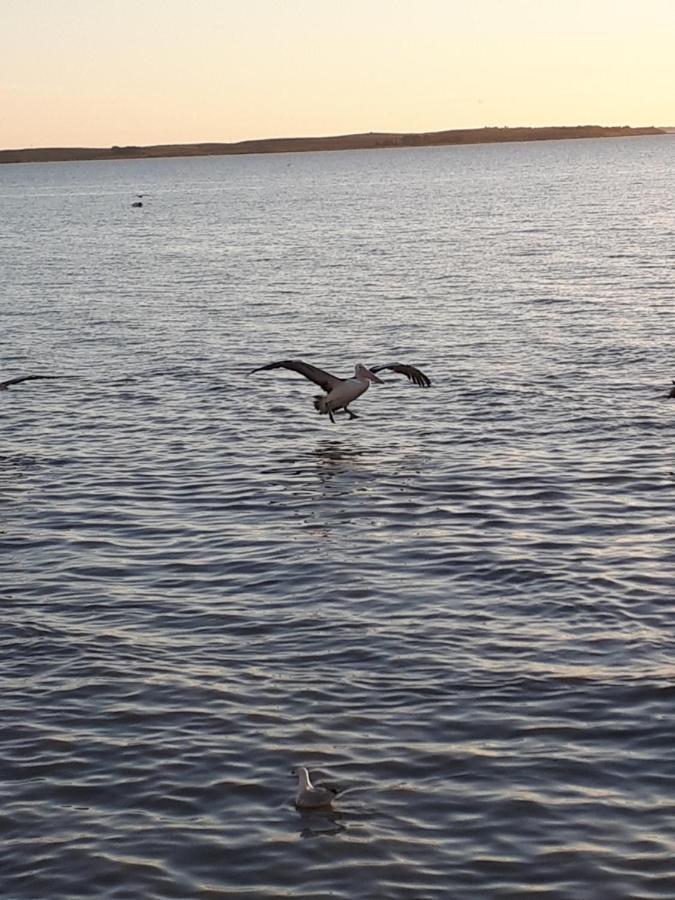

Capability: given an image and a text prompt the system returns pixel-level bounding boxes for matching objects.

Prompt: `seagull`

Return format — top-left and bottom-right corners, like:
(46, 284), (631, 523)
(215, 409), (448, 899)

(250, 359), (431, 422)
(292, 766), (339, 809)
(0, 375), (63, 391)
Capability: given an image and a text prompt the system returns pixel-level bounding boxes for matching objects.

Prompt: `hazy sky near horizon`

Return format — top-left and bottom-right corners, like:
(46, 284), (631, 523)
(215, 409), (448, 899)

(2, 0), (673, 148)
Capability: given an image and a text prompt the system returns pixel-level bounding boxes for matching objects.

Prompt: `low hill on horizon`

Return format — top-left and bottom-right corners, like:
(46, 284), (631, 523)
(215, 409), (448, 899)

(0, 125), (666, 165)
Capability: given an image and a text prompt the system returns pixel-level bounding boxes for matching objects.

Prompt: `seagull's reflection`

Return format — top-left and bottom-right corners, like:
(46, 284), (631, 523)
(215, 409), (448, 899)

(297, 806), (347, 839)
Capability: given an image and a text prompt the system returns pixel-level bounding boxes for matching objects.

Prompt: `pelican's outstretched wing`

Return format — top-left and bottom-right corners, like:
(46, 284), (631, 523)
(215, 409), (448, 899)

(250, 360), (343, 393)
(368, 363), (431, 387)
(0, 375), (63, 390)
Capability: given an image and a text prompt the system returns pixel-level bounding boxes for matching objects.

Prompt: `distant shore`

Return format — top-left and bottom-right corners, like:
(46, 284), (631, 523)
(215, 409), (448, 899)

(0, 125), (666, 165)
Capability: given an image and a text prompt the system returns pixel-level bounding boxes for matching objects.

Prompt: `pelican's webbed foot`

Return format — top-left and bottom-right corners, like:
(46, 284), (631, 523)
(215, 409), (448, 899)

(346, 409), (359, 420)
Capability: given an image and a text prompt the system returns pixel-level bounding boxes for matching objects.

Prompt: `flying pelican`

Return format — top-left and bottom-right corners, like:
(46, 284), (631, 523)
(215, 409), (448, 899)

(250, 359), (431, 422)
(292, 767), (339, 809)
(0, 375), (63, 391)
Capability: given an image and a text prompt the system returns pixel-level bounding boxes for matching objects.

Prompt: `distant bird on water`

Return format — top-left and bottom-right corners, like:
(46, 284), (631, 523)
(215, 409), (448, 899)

(0, 375), (63, 391)
(250, 359), (431, 422)
(292, 767), (339, 809)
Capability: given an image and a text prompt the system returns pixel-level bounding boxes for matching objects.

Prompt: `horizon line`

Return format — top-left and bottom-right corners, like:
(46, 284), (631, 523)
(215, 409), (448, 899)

(0, 124), (669, 164)
(2, 122), (671, 154)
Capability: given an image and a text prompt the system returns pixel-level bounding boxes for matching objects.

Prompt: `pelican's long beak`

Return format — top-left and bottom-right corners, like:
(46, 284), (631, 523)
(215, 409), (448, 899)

(365, 368), (384, 384)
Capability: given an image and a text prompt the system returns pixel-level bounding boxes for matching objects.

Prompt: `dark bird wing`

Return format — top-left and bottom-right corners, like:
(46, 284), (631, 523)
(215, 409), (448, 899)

(369, 363), (431, 387)
(250, 360), (343, 393)
(0, 375), (63, 390)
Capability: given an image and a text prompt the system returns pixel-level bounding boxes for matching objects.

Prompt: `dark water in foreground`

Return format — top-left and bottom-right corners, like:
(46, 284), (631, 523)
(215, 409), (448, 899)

(1, 136), (675, 898)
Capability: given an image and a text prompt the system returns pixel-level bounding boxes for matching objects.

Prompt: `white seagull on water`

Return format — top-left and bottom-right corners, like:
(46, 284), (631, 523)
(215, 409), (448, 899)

(292, 766), (339, 809)
(251, 359), (431, 422)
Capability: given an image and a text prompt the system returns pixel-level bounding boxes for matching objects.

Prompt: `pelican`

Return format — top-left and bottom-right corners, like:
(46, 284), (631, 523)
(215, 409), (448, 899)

(292, 767), (339, 809)
(250, 359), (431, 422)
(1, 375), (62, 391)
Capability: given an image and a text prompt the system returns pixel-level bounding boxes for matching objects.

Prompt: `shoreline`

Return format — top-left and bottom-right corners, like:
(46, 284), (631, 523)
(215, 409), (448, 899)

(0, 125), (666, 165)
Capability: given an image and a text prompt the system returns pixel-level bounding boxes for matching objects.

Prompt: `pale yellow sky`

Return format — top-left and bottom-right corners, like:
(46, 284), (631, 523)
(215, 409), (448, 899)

(1, 0), (673, 149)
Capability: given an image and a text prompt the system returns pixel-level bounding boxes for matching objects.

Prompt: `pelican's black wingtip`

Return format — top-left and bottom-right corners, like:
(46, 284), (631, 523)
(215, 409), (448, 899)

(0, 374), (68, 390)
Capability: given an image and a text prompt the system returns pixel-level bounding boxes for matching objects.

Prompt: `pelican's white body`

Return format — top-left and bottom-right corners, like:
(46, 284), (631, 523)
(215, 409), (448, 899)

(315, 363), (383, 416)
(316, 376), (370, 414)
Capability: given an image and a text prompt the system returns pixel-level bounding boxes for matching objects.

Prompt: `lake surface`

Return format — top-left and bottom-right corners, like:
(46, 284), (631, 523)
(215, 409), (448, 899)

(1, 135), (674, 899)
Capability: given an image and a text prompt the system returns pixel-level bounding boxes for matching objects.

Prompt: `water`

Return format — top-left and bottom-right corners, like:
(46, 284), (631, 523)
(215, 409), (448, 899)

(1, 136), (674, 899)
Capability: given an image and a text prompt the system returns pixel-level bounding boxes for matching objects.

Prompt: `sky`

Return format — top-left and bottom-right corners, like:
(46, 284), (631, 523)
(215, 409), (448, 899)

(1, 0), (673, 149)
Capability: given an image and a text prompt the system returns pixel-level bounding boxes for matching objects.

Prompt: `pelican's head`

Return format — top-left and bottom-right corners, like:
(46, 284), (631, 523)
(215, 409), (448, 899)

(355, 363), (384, 384)
(669, 380), (675, 399)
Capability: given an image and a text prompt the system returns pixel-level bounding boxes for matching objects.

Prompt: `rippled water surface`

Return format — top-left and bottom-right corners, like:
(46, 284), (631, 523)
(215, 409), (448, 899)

(2, 136), (675, 899)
